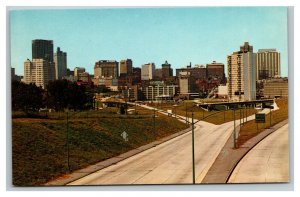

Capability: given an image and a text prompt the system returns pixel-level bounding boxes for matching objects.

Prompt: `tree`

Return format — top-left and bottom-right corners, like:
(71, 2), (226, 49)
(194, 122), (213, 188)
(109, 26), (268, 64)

(46, 80), (69, 111)
(12, 80), (44, 112)
(46, 80), (93, 111)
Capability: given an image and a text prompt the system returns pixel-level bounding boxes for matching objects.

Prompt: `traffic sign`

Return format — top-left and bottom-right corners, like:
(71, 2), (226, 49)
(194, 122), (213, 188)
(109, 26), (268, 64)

(255, 113), (266, 123)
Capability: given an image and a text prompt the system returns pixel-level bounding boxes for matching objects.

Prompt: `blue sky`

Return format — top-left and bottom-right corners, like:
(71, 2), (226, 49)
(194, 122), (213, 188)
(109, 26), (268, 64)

(10, 7), (288, 76)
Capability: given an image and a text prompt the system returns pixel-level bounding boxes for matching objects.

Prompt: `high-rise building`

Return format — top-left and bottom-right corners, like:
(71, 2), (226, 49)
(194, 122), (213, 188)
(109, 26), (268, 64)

(256, 49), (281, 80)
(32, 39), (54, 62)
(94, 60), (119, 79)
(74, 67), (86, 79)
(119, 59), (133, 76)
(132, 67), (141, 84)
(24, 59), (55, 89)
(24, 39), (55, 88)
(161, 61), (173, 78)
(206, 61), (225, 82)
(54, 47), (67, 79)
(141, 63), (155, 80)
(179, 71), (196, 94)
(227, 42), (257, 101)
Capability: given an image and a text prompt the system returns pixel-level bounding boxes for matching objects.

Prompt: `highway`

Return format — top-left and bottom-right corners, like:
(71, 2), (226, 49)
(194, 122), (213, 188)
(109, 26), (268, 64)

(228, 123), (289, 183)
(67, 103), (278, 185)
(68, 119), (235, 185)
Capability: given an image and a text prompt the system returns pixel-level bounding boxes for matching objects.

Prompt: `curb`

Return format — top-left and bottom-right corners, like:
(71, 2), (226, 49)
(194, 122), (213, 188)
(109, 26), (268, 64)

(45, 125), (192, 186)
(201, 119), (288, 184)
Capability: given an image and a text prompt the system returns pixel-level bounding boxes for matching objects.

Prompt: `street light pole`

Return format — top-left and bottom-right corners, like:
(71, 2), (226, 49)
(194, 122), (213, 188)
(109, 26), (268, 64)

(270, 108), (272, 128)
(66, 111), (70, 172)
(192, 112), (195, 184)
(233, 108), (237, 149)
(153, 109), (156, 133)
(185, 102), (188, 125)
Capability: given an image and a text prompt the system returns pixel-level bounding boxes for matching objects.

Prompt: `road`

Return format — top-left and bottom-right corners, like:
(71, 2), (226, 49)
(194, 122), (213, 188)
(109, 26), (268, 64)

(68, 119), (235, 185)
(68, 103), (278, 185)
(228, 123), (289, 183)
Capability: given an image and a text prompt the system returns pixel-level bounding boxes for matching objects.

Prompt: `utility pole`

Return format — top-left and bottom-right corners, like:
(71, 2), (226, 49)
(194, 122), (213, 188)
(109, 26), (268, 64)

(192, 112), (195, 184)
(270, 108), (272, 128)
(153, 109), (156, 133)
(233, 108), (237, 148)
(66, 112), (70, 172)
(185, 102), (188, 125)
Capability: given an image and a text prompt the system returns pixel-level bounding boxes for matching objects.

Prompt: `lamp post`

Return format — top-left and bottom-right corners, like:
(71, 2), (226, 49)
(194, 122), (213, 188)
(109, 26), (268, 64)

(66, 111), (70, 172)
(153, 108), (156, 133)
(185, 102), (188, 125)
(192, 112), (195, 184)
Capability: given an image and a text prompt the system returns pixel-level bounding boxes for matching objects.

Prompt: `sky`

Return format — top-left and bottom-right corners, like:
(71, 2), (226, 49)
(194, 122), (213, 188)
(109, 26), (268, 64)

(9, 7), (288, 77)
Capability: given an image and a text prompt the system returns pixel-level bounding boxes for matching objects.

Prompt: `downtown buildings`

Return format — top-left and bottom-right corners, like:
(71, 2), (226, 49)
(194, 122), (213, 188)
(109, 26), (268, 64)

(24, 39), (68, 89)
(227, 42), (284, 101)
(24, 39), (56, 89)
(21, 39), (284, 101)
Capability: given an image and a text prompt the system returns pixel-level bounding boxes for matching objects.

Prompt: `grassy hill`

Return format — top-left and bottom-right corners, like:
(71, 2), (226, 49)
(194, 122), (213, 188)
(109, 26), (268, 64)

(12, 109), (188, 186)
(237, 98), (288, 147)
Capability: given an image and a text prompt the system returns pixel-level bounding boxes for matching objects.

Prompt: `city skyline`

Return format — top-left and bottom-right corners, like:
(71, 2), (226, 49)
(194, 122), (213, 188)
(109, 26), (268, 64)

(10, 7), (288, 77)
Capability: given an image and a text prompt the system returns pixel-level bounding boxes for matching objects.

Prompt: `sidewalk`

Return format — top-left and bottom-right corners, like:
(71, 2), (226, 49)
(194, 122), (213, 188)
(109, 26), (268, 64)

(201, 119), (288, 184)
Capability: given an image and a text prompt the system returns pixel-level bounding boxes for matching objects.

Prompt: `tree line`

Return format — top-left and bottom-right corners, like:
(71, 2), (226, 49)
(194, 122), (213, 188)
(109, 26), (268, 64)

(12, 80), (95, 113)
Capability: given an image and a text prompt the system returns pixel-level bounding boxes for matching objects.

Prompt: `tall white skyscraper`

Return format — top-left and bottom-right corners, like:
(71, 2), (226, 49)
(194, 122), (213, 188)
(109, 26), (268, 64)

(24, 59), (55, 89)
(256, 49), (281, 80)
(227, 42), (257, 101)
(141, 63), (155, 80)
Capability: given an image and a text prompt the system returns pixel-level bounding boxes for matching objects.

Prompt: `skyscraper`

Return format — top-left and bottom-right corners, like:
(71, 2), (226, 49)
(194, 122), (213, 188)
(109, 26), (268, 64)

(141, 63), (155, 80)
(24, 59), (55, 89)
(227, 42), (257, 101)
(161, 61), (173, 78)
(256, 49), (281, 80)
(54, 47), (67, 79)
(32, 39), (54, 62)
(119, 59), (133, 76)
(24, 39), (55, 89)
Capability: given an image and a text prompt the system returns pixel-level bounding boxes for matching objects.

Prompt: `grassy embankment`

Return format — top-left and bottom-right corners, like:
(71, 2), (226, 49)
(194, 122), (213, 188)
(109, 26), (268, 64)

(147, 101), (257, 125)
(237, 98), (288, 147)
(12, 107), (188, 186)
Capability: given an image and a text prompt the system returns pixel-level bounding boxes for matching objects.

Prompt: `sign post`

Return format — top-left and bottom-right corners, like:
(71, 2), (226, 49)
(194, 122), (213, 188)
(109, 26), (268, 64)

(255, 113), (266, 133)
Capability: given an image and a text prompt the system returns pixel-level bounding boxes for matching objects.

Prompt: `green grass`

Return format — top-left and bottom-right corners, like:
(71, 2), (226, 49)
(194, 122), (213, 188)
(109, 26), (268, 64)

(237, 99), (288, 147)
(12, 109), (188, 186)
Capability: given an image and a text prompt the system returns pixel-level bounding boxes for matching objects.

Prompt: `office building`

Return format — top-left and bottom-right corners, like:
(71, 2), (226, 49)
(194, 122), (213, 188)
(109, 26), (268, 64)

(178, 71), (197, 94)
(263, 78), (288, 98)
(32, 39), (54, 62)
(142, 84), (178, 101)
(54, 47), (67, 79)
(141, 63), (155, 80)
(119, 59), (133, 76)
(78, 72), (91, 82)
(227, 42), (257, 101)
(256, 49), (281, 80)
(74, 67), (86, 78)
(161, 61), (173, 78)
(176, 63), (206, 80)
(132, 67), (141, 84)
(94, 60), (119, 79)
(24, 58), (55, 89)
(206, 61), (225, 82)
